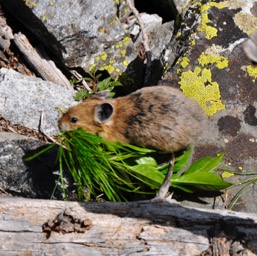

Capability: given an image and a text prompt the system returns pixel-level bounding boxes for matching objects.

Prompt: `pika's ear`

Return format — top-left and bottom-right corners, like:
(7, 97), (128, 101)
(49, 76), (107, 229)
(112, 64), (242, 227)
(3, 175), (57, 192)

(92, 90), (110, 99)
(94, 102), (114, 123)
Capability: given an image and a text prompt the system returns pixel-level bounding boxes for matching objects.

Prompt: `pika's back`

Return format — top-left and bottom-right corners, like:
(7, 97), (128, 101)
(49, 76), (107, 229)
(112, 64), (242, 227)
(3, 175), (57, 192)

(58, 86), (206, 152)
(118, 86), (206, 152)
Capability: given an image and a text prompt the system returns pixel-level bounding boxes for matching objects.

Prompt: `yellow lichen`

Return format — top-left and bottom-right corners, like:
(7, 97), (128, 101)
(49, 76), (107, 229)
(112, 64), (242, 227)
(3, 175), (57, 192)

(123, 60), (128, 66)
(246, 65), (257, 82)
(109, 59), (115, 65)
(200, 4), (210, 13)
(222, 171), (234, 178)
(99, 27), (106, 33)
(198, 52), (228, 69)
(179, 67), (225, 116)
(122, 36), (131, 46)
(115, 43), (122, 49)
(180, 57), (190, 69)
(210, 2), (228, 9)
(101, 64), (115, 74)
(198, 6), (218, 40)
(100, 52), (108, 61)
(121, 49), (126, 58)
(176, 31), (182, 38)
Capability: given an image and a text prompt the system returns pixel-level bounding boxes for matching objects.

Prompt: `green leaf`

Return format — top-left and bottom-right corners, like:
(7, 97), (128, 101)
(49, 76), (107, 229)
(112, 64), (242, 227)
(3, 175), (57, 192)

(97, 78), (122, 93)
(135, 157), (158, 166)
(172, 168), (232, 192)
(185, 153), (224, 174)
(174, 147), (192, 172)
(74, 89), (90, 101)
(130, 164), (164, 189)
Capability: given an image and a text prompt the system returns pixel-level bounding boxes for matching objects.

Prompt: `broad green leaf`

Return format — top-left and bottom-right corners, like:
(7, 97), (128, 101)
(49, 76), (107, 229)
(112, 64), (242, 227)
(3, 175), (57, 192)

(174, 147), (192, 172)
(135, 157), (158, 166)
(130, 164), (164, 189)
(185, 153), (224, 174)
(172, 170), (232, 191)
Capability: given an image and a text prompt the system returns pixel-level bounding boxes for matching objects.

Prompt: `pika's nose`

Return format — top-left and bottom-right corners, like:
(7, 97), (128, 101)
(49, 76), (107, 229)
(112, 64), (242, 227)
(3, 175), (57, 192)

(58, 120), (70, 131)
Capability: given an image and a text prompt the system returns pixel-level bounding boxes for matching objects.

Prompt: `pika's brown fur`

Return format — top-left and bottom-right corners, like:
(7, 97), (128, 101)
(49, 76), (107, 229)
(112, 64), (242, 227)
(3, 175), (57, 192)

(58, 86), (206, 152)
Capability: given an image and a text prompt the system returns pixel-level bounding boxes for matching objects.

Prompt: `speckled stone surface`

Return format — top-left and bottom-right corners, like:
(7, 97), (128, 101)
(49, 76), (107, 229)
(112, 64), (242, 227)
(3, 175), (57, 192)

(163, 0), (257, 212)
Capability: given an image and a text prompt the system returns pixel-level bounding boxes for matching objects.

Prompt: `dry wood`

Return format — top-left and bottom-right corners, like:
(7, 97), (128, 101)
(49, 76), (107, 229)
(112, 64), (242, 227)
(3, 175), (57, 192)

(13, 32), (71, 88)
(0, 198), (257, 256)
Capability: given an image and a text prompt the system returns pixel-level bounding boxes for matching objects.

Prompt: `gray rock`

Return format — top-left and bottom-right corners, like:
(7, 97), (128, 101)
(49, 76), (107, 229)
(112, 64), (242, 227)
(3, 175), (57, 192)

(134, 13), (174, 60)
(173, 0), (190, 12)
(0, 68), (76, 135)
(0, 132), (27, 142)
(1, 0), (138, 80)
(0, 0), (177, 88)
(0, 132), (57, 198)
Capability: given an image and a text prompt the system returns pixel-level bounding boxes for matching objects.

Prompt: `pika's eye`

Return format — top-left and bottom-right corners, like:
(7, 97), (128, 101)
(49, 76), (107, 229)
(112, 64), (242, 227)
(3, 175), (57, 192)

(70, 117), (78, 123)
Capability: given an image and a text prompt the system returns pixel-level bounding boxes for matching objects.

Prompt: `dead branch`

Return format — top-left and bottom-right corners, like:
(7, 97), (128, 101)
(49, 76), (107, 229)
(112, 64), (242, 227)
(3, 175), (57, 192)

(13, 32), (71, 88)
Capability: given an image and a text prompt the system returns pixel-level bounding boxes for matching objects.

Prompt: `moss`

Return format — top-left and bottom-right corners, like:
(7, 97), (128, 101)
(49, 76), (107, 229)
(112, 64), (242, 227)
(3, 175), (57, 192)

(179, 67), (225, 116)
(246, 65), (257, 82)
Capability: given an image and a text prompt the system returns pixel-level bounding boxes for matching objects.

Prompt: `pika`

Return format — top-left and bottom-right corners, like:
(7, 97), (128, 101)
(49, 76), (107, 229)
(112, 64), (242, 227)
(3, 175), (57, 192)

(58, 86), (206, 153)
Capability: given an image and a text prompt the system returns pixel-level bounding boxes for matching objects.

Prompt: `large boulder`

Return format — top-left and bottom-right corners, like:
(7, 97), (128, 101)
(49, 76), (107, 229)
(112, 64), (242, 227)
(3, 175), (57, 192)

(163, 0), (257, 211)
(0, 68), (75, 135)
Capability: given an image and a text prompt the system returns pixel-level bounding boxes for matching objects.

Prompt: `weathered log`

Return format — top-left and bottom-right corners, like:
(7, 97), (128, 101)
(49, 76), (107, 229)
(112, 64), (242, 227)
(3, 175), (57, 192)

(0, 198), (257, 255)
(13, 32), (70, 88)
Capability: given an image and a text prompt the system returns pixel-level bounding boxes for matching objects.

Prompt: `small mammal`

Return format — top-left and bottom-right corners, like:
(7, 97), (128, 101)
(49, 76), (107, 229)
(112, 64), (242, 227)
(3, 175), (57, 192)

(58, 86), (206, 152)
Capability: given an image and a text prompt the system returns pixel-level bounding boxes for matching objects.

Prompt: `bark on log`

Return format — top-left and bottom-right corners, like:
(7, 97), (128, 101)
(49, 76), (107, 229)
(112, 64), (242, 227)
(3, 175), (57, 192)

(0, 197), (257, 256)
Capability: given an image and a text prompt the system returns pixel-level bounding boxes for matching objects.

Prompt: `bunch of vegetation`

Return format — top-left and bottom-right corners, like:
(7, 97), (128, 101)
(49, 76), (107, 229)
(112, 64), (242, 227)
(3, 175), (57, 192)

(26, 128), (232, 202)
(72, 67), (122, 101)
